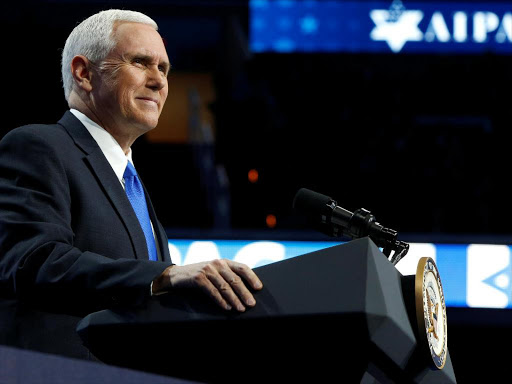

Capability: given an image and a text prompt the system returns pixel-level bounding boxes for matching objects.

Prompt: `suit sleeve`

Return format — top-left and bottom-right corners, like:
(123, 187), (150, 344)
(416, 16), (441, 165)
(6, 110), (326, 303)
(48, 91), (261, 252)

(0, 128), (172, 315)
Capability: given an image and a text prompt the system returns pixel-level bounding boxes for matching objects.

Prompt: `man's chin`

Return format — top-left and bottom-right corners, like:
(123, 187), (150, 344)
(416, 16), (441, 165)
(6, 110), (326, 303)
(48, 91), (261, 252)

(139, 124), (158, 134)
(134, 118), (159, 133)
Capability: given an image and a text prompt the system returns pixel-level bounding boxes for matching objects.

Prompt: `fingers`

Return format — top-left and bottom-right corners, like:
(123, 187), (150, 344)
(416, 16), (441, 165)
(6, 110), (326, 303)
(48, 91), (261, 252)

(206, 259), (262, 312)
(226, 260), (263, 291)
(206, 264), (248, 312)
(194, 272), (233, 311)
(171, 259), (263, 312)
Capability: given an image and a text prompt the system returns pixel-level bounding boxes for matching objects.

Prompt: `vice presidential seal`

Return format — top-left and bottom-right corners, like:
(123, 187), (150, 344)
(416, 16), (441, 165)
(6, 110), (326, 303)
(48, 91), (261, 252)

(415, 257), (447, 369)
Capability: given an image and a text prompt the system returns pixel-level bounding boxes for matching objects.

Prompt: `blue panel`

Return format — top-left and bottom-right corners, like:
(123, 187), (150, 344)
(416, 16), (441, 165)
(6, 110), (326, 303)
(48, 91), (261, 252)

(436, 244), (468, 307)
(250, 0), (512, 54)
(167, 239), (512, 309)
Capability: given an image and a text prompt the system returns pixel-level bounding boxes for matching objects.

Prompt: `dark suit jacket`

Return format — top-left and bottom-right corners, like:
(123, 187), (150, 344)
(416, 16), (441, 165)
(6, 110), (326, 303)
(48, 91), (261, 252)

(0, 111), (173, 315)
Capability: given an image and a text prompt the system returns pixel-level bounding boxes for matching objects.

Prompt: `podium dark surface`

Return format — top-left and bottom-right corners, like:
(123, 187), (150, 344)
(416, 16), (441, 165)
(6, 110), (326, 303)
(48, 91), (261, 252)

(78, 238), (457, 383)
(0, 344), (197, 384)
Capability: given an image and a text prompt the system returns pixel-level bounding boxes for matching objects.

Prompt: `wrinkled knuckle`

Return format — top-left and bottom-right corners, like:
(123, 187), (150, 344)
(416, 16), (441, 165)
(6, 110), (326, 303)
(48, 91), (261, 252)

(212, 259), (226, 268)
(219, 282), (230, 292)
(193, 272), (207, 285)
(230, 275), (242, 285)
(211, 288), (223, 300)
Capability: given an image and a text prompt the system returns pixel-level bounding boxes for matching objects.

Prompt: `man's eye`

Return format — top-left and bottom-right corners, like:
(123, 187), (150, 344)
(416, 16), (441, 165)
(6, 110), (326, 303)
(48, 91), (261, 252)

(133, 58), (145, 65)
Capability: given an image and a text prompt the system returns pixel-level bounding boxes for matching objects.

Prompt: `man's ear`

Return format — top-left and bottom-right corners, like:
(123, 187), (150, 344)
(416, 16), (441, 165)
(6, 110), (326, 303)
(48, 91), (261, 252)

(70, 55), (93, 93)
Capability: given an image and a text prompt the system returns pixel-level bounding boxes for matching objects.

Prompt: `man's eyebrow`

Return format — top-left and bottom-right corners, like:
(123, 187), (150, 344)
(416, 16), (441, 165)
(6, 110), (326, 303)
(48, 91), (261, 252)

(127, 53), (153, 62)
(127, 53), (171, 72)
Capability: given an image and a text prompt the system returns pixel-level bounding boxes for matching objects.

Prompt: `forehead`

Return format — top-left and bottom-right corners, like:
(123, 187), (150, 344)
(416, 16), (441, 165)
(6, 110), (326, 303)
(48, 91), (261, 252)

(112, 22), (169, 61)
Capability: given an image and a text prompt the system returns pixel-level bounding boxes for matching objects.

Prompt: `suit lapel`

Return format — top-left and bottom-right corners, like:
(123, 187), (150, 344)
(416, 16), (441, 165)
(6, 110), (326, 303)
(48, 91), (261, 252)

(58, 111), (149, 260)
(85, 152), (149, 260)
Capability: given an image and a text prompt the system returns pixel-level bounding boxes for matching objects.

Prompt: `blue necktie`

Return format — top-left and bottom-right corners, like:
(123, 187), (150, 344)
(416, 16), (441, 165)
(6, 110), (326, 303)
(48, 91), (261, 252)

(123, 161), (158, 261)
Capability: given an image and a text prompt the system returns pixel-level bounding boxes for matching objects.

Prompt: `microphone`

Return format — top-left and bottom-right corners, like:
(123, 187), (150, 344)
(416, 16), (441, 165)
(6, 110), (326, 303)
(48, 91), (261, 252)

(293, 188), (409, 264)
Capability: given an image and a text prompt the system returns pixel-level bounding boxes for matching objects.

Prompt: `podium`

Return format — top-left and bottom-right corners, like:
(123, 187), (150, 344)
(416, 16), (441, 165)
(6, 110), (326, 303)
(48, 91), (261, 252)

(77, 238), (457, 383)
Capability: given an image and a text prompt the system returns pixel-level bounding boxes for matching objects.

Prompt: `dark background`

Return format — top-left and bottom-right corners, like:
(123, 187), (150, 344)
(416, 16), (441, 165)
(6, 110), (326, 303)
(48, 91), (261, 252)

(2, 0), (511, 237)
(1, 1), (511, 382)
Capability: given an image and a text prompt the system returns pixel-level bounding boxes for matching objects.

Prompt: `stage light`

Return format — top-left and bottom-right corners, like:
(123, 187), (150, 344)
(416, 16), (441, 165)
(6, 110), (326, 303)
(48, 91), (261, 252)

(248, 169), (259, 183)
(266, 214), (277, 228)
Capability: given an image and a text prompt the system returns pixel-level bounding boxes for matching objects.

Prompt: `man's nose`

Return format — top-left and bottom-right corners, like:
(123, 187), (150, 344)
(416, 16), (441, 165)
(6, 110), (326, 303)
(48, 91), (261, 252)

(147, 66), (167, 90)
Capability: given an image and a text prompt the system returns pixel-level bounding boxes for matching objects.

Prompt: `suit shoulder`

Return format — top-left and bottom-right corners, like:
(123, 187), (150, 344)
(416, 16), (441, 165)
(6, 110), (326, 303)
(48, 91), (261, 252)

(1, 123), (72, 148)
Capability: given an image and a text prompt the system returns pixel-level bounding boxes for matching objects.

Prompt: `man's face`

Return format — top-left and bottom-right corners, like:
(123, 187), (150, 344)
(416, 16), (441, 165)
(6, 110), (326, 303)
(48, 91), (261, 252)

(92, 22), (170, 134)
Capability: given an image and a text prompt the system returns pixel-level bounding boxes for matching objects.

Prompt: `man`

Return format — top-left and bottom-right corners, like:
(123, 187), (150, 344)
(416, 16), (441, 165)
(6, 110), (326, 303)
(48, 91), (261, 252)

(0, 9), (262, 320)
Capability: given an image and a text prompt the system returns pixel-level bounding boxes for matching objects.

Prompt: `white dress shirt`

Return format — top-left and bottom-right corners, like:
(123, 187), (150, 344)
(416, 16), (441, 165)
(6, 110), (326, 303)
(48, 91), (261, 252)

(70, 109), (133, 187)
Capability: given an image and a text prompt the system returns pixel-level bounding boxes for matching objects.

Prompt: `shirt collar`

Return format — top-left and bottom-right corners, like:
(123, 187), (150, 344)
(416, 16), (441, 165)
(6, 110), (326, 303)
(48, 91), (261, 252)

(70, 109), (133, 184)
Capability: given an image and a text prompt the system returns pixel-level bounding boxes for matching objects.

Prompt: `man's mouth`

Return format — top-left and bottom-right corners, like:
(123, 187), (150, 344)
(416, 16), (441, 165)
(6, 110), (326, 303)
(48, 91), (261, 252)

(137, 97), (159, 106)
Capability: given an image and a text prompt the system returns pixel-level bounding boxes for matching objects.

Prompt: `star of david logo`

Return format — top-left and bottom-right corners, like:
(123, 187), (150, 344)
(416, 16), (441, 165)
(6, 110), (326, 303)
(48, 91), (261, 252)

(370, 0), (424, 53)
(483, 263), (512, 304)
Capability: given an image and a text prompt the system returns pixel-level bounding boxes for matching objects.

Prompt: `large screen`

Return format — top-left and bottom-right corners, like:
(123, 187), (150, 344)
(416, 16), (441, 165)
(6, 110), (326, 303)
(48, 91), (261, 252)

(250, 0), (512, 54)
(168, 238), (512, 309)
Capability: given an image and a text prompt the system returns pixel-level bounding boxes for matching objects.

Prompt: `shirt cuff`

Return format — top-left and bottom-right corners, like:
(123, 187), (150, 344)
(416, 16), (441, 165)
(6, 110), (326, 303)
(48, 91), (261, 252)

(150, 280), (168, 296)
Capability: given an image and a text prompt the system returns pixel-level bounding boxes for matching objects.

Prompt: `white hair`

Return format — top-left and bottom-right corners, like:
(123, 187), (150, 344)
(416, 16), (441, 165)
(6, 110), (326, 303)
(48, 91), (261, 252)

(61, 9), (158, 101)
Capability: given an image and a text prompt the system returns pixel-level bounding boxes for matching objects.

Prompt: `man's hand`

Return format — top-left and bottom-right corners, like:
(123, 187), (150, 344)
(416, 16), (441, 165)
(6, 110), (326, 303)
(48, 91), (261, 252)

(152, 260), (263, 312)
